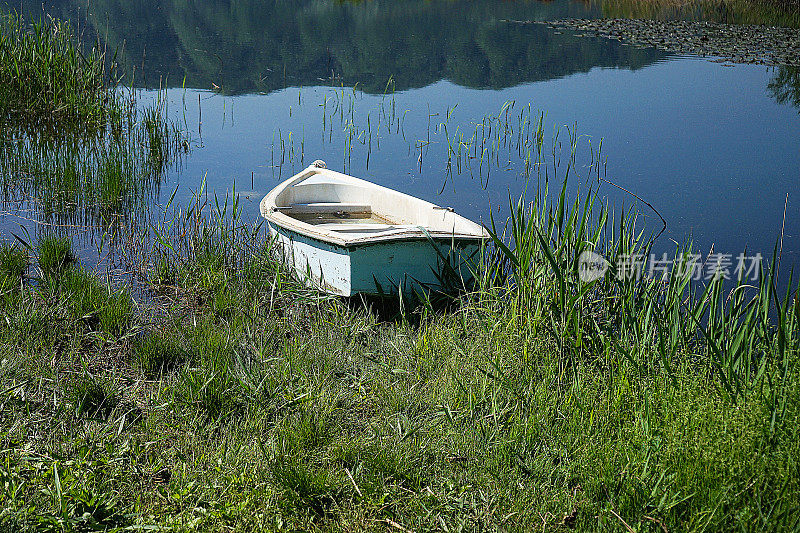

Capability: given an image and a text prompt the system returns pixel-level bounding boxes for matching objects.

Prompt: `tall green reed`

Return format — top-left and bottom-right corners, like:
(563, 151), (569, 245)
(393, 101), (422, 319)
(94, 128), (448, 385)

(0, 13), (116, 134)
(0, 13), (188, 239)
(0, 94), (187, 234)
(481, 135), (797, 412)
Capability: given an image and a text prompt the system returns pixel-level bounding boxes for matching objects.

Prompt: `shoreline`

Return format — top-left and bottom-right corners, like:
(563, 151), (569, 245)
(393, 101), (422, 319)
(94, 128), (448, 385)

(503, 18), (800, 67)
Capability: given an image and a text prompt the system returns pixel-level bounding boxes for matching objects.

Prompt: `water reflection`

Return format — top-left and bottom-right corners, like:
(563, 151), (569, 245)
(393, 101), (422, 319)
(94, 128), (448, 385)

(769, 66), (800, 111)
(14, 0), (664, 94)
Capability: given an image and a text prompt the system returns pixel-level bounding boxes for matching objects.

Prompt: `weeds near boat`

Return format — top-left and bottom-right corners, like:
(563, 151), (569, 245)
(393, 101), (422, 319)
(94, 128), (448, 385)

(0, 177), (797, 529)
(272, 81), (558, 198)
(483, 177), (797, 410)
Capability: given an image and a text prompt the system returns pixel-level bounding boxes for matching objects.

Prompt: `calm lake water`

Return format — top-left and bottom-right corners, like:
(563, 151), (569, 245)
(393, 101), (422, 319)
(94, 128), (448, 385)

(2, 0), (799, 279)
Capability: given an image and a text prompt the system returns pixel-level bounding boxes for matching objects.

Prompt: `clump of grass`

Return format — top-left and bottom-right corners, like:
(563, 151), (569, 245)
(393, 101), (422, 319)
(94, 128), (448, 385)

(132, 330), (189, 377)
(59, 268), (105, 325)
(0, 13), (115, 133)
(0, 13), (188, 234)
(271, 455), (336, 516)
(59, 267), (132, 336)
(149, 253), (177, 287)
(143, 105), (169, 170)
(96, 146), (127, 213)
(99, 286), (133, 338)
(67, 373), (119, 418)
(176, 365), (242, 420)
(37, 234), (74, 281)
(482, 172), (797, 407)
(0, 242), (27, 291)
(170, 317), (255, 420)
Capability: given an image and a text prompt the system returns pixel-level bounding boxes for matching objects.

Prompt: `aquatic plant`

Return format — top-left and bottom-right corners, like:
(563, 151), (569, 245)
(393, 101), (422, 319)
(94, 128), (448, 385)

(0, 92), (187, 235)
(0, 13), (116, 134)
(0, 12), (188, 242)
(484, 179), (796, 406)
(37, 234), (75, 281)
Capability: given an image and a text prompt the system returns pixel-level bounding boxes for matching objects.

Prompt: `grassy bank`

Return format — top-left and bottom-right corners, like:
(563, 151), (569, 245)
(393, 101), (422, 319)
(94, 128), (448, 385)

(597, 0), (800, 27)
(0, 181), (797, 532)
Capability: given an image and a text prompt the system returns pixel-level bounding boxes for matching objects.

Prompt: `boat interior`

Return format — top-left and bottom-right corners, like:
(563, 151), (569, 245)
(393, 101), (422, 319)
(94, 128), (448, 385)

(266, 170), (487, 242)
(273, 205), (408, 235)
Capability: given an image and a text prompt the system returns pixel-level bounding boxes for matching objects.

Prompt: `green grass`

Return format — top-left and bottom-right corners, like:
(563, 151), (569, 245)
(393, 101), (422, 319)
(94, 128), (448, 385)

(67, 372), (120, 419)
(37, 234), (75, 281)
(0, 186), (797, 531)
(0, 13), (114, 134)
(0, 13), (188, 233)
(58, 268), (133, 338)
(0, 241), (27, 292)
(132, 329), (190, 377)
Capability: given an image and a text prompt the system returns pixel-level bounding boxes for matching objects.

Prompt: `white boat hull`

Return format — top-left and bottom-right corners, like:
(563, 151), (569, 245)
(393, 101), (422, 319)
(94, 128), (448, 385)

(261, 162), (488, 297)
(268, 222), (481, 297)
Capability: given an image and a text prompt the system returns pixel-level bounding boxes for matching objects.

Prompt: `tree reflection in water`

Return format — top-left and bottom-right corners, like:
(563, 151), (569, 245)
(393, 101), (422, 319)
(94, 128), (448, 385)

(769, 66), (800, 111)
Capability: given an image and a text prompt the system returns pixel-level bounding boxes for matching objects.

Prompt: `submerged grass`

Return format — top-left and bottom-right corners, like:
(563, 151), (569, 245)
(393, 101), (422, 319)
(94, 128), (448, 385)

(0, 173), (797, 531)
(0, 98), (187, 231)
(0, 13), (115, 134)
(0, 13), (188, 234)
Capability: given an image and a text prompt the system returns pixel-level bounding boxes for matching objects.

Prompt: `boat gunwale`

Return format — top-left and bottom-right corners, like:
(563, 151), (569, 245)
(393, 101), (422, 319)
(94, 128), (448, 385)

(266, 220), (487, 250)
(260, 166), (489, 248)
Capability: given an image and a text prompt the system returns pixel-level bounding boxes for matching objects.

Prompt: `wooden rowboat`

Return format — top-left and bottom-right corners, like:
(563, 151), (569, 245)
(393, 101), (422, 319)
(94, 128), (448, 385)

(259, 161), (488, 297)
